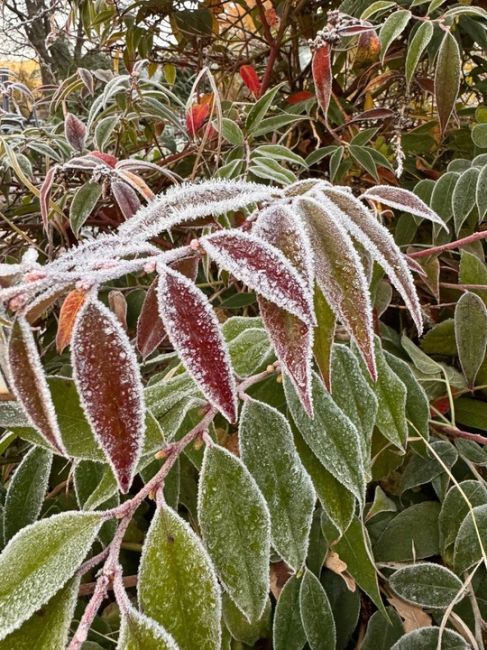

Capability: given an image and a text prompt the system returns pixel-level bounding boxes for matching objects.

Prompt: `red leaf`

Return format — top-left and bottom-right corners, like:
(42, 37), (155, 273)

(186, 103), (210, 137)
(72, 300), (145, 492)
(286, 91), (314, 105)
(255, 205), (314, 415)
(157, 266), (237, 422)
(40, 166), (57, 232)
(137, 257), (199, 359)
(56, 289), (88, 353)
(91, 151), (118, 168)
(201, 231), (315, 326)
(240, 65), (261, 96)
(112, 180), (141, 219)
(8, 317), (65, 454)
(312, 43), (332, 117)
(64, 113), (87, 152)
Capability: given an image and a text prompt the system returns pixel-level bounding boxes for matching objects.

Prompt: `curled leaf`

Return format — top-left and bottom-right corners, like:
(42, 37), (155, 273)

(56, 289), (88, 353)
(361, 185), (446, 229)
(312, 43), (332, 118)
(72, 299), (146, 492)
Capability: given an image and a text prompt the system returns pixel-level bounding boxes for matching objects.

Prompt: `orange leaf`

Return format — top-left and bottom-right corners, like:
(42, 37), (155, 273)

(240, 65), (261, 96)
(56, 289), (88, 353)
(186, 103), (210, 137)
(312, 43), (332, 117)
(287, 90), (314, 105)
(91, 151), (118, 168)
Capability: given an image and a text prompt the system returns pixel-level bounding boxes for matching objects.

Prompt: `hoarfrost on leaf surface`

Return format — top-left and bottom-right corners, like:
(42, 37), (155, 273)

(117, 604), (179, 650)
(361, 185), (447, 229)
(71, 298), (146, 493)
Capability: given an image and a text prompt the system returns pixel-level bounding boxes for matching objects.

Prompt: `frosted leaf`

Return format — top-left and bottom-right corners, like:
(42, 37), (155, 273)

(117, 604), (178, 650)
(0, 511), (102, 640)
(322, 187), (423, 335)
(0, 577), (80, 650)
(312, 43), (332, 117)
(26, 284), (70, 325)
(198, 444), (271, 623)
(137, 278), (167, 359)
(64, 113), (87, 151)
(295, 196), (376, 379)
(222, 592), (272, 646)
(201, 230), (315, 326)
(391, 627), (468, 650)
(4, 446), (53, 542)
(112, 179), (141, 219)
(453, 504), (487, 573)
(284, 372), (366, 507)
(8, 317), (66, 455)
(119, 179), (281, 239)
(239, 398), (316, 571)
(361, 185), (447, 229)
(156, 265), (237, 423)
(299, 569), (336, 650)
(40, 166), (57, 231)
(254, 205), (314, 413)
(227, 328), (273, 377)
(273, 575), (306, 650)
(72, 299), (146, 493)
(389, 563), (463, 609)
(138, 506), (221, 650)
(56, 289), (88, 353)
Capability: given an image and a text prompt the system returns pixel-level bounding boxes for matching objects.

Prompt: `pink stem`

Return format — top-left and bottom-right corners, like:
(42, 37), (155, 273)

(408, 229), (487, 259)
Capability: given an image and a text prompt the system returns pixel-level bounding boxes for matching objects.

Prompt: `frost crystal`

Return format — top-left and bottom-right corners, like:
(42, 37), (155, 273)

(361, 185), (447, 229)
(156, 265), (238, 423)
(71, 299), (146, 493)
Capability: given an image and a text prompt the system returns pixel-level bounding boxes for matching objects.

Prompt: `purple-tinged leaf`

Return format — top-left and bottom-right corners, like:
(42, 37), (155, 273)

(201, 231), (315, 326)
(254, 205), (314, 415)
(112, 180), (141, 219)
(8, 317), (65, 454)
(157, 266), (237, 423)
(323, 187), (423, 335)
(137, 257), (199, 359)
(435, 30), (461, 136)
(40, 166), (57, 233)
(72, 299), (145, 492)
(64, 113), (87, 152)
(295, 196), (377, 379)
(361, 185), (447, 229)
(349, 108), (394, 123)
(312, 43), (332, 118)
(77, 67), (94, 95)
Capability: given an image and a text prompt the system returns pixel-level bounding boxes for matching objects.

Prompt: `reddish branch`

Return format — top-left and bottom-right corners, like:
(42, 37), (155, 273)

(432, 422), (487, 446)
(408, 229), (487, 259)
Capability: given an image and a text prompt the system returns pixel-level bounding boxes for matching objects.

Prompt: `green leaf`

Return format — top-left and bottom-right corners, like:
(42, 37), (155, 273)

(217, 118), (244, 146)
(69, 181), (102, 236)
(198, 445), (270, 622)
(330, 146), (344, 183)
(390, 563), (463, 609)
(455, 398), (487, 431)
(246, 84), (284, 133)
(227, 328), (272, 377)
(361, 1), (396, 20)
(476, 165), (487, 218)
(313, 286), (336, 389)
(251, 114), (304, 138)
(299, 569), (336, 650)
(455, 291), (487, 388)
(138, 505), (221, 649)
(331, 344), (377, 467)
(406, 21), (434, 87)
(273, 575), (306, 650)
(323, 570), (360, 650)
(250, 157), (297, 184)
(459, 251), (487, 305)
(284, 373), (366, 506)
(334, 516), (387, 617)
(399, 441), (457, 493)
(254, 145), (308, 167)
(472, 123), (487, 148)
(4, 446), (52, 543)
(361, 607), (403, 650)
(94, 116), (118, 150)
(239, 398), (315, 571)
(222, 593), (271, 645)
(453, 167), (480, 234)
(349, 145), (378, 181)
(117, 605), (177, 649)
(421, 319), (457, 355)
(439, 480), (487, 553)
(435, 30), (461, 135)
(379, 10), (412, 64)
(430, 171), (459, 223)
(355, 339), (408, 449)
(373, 502), (441, 562)
(391, 627), (468, 649)
(0, 577), (80, 650)
(453, 504), (487, 573)
(0, 511), (102, 639)
(385, 352), (430, 441)
(293, 426), (355, 535)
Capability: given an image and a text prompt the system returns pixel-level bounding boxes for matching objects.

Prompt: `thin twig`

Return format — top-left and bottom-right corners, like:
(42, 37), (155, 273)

(408, 229), (487, 259)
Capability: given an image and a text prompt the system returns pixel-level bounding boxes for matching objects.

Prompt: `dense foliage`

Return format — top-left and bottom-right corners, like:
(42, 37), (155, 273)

(1, 0), (487, 648)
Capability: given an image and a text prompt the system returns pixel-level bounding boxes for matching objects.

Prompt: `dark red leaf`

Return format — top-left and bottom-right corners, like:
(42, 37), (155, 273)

(240, 65), (262, 96)
(112, 180), (141, 219)
(64, 113), (87, 152)
(8, 317), (65, 454)
(312, 43), (332, 117)
(72, 300), (145, 492)
(91, 151), (118, 168)
(157, 266), (237, 422)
